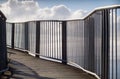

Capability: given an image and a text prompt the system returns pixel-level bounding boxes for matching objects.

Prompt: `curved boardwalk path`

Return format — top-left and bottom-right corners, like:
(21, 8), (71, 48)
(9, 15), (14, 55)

(1, 48), (97, 79)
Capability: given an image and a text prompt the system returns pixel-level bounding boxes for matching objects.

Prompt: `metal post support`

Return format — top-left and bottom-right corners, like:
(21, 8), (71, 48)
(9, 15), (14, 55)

(62, 21), (67, 64)
(35, 21), (40, 58)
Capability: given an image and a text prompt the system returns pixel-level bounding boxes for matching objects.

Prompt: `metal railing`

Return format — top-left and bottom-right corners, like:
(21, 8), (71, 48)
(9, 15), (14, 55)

(6, 5), (120, 79)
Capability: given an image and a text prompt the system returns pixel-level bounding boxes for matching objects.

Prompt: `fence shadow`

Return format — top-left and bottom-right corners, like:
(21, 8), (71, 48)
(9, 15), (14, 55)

(1, 60), (55, 79)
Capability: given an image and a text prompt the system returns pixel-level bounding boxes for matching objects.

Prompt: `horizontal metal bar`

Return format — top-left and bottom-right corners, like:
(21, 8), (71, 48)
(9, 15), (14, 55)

(84, 5), (120, 19)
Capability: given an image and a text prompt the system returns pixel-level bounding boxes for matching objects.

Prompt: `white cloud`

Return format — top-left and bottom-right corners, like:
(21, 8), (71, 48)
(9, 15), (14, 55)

(0, 0), (39, 22)
(36, 5), (71, 20)
(69, 10), (87, 19)
(0, 0), (87, 22)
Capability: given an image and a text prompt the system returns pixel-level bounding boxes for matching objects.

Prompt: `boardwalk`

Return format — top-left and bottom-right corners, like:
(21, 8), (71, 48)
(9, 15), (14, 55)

(1, 48), (97, 79)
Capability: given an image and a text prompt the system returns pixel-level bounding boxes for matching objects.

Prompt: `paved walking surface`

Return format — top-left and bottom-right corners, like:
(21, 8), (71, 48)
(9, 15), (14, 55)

(1, 48), (97, 79)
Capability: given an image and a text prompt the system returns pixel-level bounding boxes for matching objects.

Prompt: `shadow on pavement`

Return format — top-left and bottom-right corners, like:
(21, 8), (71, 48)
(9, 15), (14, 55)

(0, 60), (55, 79)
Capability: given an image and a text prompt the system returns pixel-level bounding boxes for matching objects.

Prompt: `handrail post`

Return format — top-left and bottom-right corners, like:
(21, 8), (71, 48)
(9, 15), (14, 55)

(36, 21), (40, 58)
(25, 22), (29, 50)
(62, 21), (67, 64)
(0, 15), (7, 70)
(88, 17), (94, 72)
(11, 23), (15, 49)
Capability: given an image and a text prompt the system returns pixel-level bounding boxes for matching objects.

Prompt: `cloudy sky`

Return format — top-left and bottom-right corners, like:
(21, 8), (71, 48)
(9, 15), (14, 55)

(0, 0), (119, 22)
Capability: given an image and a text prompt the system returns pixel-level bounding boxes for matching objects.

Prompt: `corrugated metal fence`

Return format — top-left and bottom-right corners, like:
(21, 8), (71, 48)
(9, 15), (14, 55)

(6, 6), (120, 79)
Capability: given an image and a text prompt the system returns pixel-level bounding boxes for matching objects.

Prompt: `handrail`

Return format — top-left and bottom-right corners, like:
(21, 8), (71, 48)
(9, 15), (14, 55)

(83, 5), (120, 20)
(6, 20), (63, 24)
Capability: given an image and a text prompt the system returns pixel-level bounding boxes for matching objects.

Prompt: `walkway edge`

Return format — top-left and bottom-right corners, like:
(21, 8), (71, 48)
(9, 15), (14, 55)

(68, 61), (100, 79)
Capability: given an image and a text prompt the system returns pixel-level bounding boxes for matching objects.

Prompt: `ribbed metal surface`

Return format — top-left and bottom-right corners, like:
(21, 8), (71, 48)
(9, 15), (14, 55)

(6, 23), (12, 47)
(40, 21), (62, 60)
(85, 11), (102, 77)
(5, 6), (120, 79)
(109, 8), (120, 79)
(14, 23), (25, 49)
(28, 22), (36, 55)
(67, 20), (84, 68)
(93, 11), (102, 77)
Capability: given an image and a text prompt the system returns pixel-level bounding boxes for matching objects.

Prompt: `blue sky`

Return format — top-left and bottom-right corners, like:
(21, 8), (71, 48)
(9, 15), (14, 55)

(36, 0), (120, 11)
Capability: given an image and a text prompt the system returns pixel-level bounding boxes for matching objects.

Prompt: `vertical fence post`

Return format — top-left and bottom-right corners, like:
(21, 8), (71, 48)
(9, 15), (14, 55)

(0, 14), (7, 70)
(62, 21), (67, 64)
(36, 21), (40, 58)
(25, 22), (29, 50)
(11, 23), (15, 49)
(101, 9), (110, 79)
(84, 19), (89, 69)
(88, 17), (94, 72)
